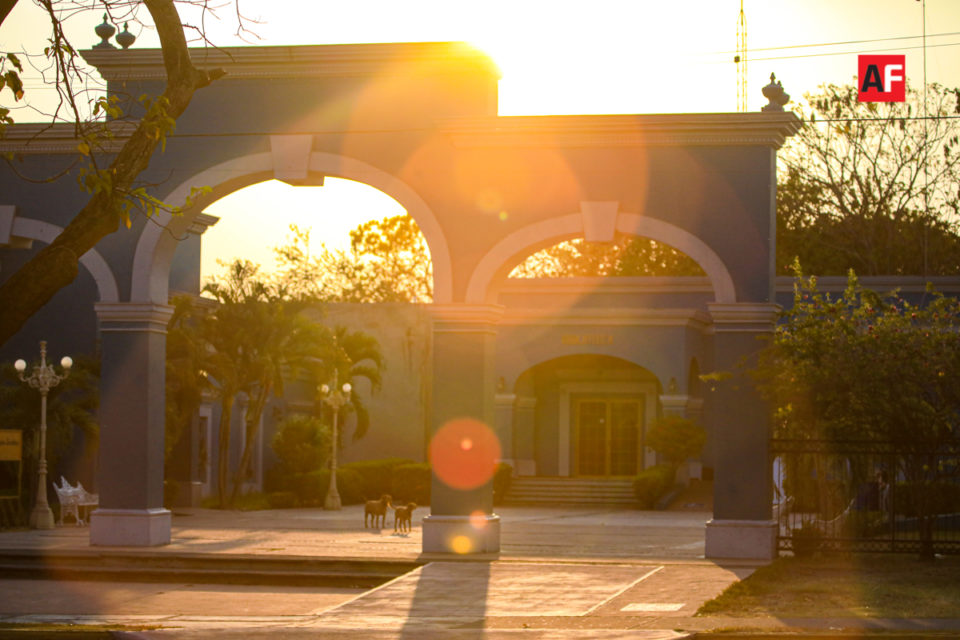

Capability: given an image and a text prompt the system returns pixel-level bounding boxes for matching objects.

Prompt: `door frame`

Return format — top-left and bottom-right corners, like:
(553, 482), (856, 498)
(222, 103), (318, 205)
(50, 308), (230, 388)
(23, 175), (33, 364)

(558, 382), (658, 477)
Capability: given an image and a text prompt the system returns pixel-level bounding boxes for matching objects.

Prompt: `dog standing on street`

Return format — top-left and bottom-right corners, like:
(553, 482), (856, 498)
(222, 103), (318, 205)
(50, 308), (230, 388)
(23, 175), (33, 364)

(393, 502), (417, 533)
(364, 494), (392, 528)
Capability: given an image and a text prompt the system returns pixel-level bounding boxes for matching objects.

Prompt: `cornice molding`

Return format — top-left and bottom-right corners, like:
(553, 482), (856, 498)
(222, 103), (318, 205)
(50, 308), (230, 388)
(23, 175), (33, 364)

(501, 307), (711, 330)
(0, 122), (134, 154)
(441, 113), (802, 149)
(499, 276), (714, 296)
(80, 42), (500, 83)
(708, 302), (780, 331)
(431, 303), (505, 327)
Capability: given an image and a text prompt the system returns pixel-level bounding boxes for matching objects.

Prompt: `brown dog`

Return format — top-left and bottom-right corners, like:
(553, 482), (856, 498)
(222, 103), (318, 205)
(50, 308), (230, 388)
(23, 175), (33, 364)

(364, 494), (392, 528)
(393, 502), (417, 533)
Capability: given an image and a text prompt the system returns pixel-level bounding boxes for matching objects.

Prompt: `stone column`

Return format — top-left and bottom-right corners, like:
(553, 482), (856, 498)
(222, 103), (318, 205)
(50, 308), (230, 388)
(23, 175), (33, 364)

(704, 303), (779, 560)
(90, 303), (173, 546)
(513, 396), (537, 476)
(422, 304), (503, 554)
(494, 392), (517, 467)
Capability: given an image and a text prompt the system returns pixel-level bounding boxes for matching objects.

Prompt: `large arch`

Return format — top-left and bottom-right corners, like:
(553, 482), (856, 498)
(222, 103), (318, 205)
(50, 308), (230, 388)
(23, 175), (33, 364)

(464, 211), (737, 304)
(12, 218), (119, 302)
(130, 151), (452, 304)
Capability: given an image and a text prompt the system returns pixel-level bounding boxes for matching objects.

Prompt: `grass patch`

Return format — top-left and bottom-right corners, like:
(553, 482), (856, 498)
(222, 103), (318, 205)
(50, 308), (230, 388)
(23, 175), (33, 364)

(698, 553), (960, 618)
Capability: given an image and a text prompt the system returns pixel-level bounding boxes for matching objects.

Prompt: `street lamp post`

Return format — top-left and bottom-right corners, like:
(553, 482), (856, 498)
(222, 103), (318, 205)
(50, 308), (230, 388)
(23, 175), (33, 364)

(14, 341), (72, 530)
(319, 371), (351, 511)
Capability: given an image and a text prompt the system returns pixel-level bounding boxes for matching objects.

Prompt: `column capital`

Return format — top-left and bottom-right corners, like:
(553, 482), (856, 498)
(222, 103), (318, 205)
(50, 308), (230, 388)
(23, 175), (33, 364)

(431, 303), (504, 333)
(95, 302), (174, 334)
(707, 302), (780, 332)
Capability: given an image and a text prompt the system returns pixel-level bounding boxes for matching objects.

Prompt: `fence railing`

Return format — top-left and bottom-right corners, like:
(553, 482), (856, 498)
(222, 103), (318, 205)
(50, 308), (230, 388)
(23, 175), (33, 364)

(771, 439), (960, 554)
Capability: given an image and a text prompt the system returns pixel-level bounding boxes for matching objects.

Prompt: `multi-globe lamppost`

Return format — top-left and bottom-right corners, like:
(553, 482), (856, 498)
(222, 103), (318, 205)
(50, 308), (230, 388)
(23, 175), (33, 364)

(14, 341), (72, 530)
(319, 371), (351, 511)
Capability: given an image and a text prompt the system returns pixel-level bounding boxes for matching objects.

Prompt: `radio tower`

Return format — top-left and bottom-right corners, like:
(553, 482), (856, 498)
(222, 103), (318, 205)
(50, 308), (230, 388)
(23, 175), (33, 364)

(735, 0), (747, 111)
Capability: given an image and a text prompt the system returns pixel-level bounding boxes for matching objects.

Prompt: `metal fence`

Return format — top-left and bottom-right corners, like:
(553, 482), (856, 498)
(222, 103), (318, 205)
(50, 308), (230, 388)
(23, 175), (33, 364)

(771, 439), (960, 555)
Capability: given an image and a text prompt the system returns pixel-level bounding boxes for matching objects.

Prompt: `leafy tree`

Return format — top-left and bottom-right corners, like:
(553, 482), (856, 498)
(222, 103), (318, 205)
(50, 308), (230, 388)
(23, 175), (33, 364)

(776, 83), (960, 276)
(646, 415), (706, 469)
(171, 260), (384, 506)
(0, 1), (234, 348)
(199, 260), (329, 506)
(274, 216), (432, 303)
(271, 413), (330, 478)
(755, 269), (960, 558)
(510, 236), (704, 278)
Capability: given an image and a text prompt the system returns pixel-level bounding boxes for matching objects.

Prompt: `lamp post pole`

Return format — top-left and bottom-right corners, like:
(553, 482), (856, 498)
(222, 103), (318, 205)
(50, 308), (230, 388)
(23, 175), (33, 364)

(15, 341), (72, 530)
(320, 370), (351, 511)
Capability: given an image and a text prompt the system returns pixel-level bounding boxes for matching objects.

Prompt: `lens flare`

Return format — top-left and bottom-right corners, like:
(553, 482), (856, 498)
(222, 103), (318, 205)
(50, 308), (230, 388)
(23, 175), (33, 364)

(451, 535), (473, 554)
(430, 418), (501, 490)
(469, 510), (488, 530)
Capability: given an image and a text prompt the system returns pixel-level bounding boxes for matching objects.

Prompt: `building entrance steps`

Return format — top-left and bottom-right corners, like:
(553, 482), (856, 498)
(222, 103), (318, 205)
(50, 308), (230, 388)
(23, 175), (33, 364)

(503, 477), (636, 506)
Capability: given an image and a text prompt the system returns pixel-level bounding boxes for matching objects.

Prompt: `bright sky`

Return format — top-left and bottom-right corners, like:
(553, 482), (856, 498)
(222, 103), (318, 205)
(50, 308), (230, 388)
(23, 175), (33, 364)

(4, 0), (960, 280)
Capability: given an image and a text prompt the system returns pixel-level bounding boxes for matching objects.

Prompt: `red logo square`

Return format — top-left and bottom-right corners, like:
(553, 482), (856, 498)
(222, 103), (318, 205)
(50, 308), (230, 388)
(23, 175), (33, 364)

(858, 55), (906, 102)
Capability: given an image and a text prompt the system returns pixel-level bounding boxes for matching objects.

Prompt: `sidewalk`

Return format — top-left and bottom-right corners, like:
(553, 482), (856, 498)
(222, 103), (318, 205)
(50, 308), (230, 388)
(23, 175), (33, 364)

(0, 505), (956, 638)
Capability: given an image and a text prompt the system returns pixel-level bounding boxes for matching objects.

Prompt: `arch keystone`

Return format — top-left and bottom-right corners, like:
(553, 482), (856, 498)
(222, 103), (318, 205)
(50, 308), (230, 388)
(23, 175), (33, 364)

(581, 201), (619, 243)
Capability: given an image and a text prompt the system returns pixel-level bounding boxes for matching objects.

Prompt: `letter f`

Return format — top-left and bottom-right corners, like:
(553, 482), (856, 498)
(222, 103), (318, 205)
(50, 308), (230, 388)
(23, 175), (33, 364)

(884, 64), (904, 90)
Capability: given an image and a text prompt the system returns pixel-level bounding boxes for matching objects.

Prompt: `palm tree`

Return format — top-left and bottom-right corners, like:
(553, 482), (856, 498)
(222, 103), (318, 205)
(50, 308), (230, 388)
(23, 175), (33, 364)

(311, 325), (384, 442)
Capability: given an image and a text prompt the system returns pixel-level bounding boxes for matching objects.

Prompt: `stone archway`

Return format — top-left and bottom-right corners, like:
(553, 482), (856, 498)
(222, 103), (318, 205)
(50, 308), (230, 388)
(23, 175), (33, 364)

(465, 207), (737, 304)
(1, 42), (799, 558)
(130, 147), (453, 305)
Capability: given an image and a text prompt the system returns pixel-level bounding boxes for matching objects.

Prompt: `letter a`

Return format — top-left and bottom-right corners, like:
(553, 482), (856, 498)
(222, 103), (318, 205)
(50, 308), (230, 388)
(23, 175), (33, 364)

(861, 65), (884, 92)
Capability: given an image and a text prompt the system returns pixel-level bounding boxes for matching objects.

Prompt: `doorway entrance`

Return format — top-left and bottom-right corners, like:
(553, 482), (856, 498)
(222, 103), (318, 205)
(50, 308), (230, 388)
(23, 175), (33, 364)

(574, 397), (643, 476)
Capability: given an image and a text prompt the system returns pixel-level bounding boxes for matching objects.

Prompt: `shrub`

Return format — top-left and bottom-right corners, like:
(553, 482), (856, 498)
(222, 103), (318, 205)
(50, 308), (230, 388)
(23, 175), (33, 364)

(267, 491), (298, 509)
(646, 416), (706, 467)
(493, 462), (513, 505)
(232, 491), (272, 511)
(341, 458), (415, 500)
(271, 414), (330, 479)
(633, 463), (676, 509)
(293, 467), (364, 506)
(392, 463), (431, 505)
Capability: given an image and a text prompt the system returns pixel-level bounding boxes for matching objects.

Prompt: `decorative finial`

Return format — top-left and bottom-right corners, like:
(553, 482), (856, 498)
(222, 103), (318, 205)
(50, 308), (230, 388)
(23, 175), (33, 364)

(762, 73), (790, 112)
(93, 14), (117, 49)
(116, 22), (136, 49)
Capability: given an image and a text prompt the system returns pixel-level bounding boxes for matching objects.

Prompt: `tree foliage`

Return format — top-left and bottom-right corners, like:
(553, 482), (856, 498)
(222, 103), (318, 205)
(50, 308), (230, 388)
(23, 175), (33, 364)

(0, 0), (232, 348)
(274, 217), (432, 303)
(777, 83), (960, 276)
(510, 236), (705, 278)
(755, 269), (960, 557)
(168, 260), (384, 507)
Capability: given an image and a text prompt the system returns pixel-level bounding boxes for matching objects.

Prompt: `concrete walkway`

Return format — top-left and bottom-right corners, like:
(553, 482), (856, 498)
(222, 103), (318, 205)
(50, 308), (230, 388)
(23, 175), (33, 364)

(0, 505), (955, 638)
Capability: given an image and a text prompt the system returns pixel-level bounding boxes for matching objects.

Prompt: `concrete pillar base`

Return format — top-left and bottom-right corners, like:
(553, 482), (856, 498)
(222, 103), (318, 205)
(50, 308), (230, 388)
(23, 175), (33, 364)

(90, 508), (171, 546)
(705, 518), (777, 560)
(422, 514), (501, 554)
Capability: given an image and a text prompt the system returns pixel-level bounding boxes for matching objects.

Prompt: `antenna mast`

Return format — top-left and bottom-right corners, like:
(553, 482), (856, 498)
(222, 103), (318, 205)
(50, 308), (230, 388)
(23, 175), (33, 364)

(735, 0), (748, 111)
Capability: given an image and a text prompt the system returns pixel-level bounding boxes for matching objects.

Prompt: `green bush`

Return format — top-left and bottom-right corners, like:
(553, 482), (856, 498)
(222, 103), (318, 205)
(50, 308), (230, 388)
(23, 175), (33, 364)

(271, 414), (330, 481)
(293, 467), (364, 506)
(232, 492), (272, 511)
(391, 463), (431, 505)
(493, 462), (513, 505)
(646, 416), (706, 467)
(633, 463), (676, 509)
(267, 491), (298, 509)
(341, 458), (415, 500)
